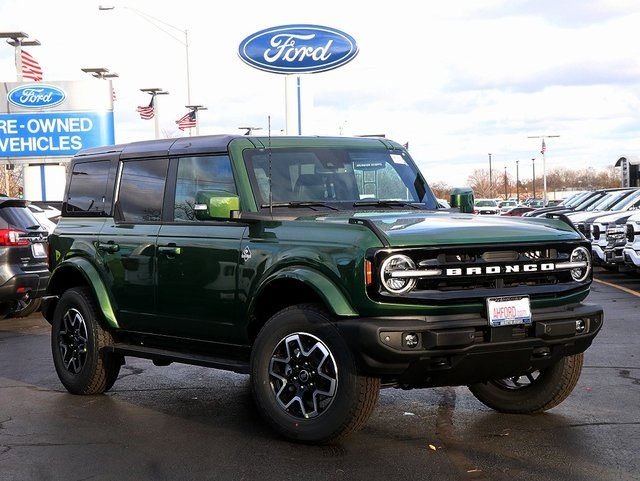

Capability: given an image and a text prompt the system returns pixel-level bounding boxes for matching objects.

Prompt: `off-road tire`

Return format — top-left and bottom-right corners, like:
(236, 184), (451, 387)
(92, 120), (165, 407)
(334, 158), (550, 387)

(468, 353), (584, 413)
(250, 303), (380, 444)
(51, 287), (122, 394)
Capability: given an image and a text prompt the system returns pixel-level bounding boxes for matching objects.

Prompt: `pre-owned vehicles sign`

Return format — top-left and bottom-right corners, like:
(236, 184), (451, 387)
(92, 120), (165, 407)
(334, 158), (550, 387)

(238, 24), (358, 74)
(0, 80), (115, 159)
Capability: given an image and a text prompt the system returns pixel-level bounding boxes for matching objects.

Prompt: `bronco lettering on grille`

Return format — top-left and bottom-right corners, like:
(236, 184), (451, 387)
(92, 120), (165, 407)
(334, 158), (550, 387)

(445, 263), (555, 276)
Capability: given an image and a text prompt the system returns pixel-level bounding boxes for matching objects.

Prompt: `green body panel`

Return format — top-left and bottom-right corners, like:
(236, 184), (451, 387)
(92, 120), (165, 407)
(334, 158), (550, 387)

(51, 256), (119, 329)
(351, 211), (580, 246)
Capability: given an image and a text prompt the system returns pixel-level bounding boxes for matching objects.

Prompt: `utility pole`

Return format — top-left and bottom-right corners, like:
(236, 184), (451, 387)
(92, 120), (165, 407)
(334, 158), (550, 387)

(488, 153), (492, 198)
(516, 160), (520, 202)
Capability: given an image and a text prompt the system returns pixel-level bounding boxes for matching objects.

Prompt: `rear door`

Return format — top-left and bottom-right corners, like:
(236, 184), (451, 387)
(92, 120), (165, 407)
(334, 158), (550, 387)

(98, 158), (167, 332)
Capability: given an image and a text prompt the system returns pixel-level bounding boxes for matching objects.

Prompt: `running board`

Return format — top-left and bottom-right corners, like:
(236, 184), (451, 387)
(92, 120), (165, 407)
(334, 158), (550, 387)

(105, 343), (250, 374)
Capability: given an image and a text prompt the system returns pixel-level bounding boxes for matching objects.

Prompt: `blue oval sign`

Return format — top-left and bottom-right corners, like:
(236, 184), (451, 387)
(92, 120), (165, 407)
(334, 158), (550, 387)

(7, 84), (66, 109)
(238, 24), (358, 74)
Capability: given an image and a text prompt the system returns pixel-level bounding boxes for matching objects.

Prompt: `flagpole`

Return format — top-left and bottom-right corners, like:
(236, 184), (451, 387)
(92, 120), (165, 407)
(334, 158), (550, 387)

(0, 31), (41, 82)
(141, 88), (169, 139)
(528, 134), (560, 205)
(185, 105), (207, 136)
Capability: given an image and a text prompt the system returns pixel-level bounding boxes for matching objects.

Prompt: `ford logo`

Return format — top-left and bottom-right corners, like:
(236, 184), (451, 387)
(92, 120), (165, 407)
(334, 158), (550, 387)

(7, 84), (66, 109)
(238, 24), (358, 74)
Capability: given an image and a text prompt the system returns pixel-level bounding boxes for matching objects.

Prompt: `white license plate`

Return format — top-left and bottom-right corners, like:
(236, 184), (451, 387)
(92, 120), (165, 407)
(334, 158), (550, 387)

(487, 296), (531, 327)
(31, 242), (47, 258)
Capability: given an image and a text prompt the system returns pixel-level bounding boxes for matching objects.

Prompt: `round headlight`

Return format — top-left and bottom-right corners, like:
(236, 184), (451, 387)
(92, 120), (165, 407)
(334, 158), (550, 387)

(380, 254), (416, 294)
(569, 246), (591, 282)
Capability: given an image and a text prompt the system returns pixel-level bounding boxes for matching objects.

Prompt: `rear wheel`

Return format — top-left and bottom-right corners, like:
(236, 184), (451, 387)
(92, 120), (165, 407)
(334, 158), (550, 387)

(468, 353), (584, 413)
(51, 287), (122, 394)
(250, 304), (380, 444)
(8, 296), (42, 318)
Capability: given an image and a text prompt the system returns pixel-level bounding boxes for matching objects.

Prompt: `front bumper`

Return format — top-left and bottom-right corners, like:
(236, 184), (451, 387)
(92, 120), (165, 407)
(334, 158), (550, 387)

(337, 302), (603, 388)
(623, 247), (640, 268)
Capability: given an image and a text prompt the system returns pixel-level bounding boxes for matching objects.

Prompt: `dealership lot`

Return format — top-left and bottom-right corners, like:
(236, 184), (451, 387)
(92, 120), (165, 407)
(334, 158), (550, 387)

(0, 267), (638, 481)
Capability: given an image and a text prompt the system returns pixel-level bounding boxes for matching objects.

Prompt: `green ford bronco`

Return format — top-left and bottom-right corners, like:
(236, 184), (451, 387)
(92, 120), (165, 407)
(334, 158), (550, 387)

(43, 135), (603, 444)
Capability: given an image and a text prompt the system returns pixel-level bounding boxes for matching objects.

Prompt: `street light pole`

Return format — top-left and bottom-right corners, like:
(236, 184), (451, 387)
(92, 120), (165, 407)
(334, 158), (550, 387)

(141, 88), (169, 139)
(504, 166), (507, 200)
(0, 31), (41, 82)
(99, 5), (192, 105)
(488, 153), (492, 198)
(532, 158), (536, 200)
(516, 160), (520, 202)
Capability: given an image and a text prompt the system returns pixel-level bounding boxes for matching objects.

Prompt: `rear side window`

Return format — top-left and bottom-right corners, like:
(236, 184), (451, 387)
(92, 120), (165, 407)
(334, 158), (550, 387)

(65, 160), (113, 216)
(0, 205), (41, 230)
(117, 159), (169, 222)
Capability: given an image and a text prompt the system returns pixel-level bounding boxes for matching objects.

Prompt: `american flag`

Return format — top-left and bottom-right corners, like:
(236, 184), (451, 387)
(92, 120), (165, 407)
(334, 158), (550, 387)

(20, 49), (43, 82)
(176, 110), (197, 130)
(136, 97), (154, 120)
(540, 139), (546, 155)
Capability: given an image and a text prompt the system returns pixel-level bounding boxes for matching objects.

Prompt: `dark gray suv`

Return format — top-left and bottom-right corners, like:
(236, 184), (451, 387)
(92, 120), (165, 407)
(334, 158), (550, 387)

(0, 197), (50, 318)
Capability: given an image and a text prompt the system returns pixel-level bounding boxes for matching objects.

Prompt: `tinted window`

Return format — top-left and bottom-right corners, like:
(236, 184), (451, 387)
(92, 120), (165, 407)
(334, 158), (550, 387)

(174, 155), (235, 221)
(0, 205), (42, 230)
(65, 160), (112, 215)
(118, 159), (168, 222)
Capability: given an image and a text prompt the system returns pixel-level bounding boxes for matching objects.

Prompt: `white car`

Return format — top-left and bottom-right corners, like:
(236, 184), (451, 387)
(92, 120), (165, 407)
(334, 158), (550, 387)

(498, 200), (518, 214)
(622, 211), (640, 272)
(27, 203), (61, 234)
(473, 198), (500, 215)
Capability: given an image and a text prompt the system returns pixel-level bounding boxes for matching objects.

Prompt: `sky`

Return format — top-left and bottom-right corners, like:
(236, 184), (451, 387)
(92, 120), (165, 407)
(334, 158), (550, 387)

(1, 0), (639, 187)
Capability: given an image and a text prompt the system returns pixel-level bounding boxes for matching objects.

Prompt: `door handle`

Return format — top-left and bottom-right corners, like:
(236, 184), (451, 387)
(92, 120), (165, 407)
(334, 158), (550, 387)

(158, 245), (181, 256)
(97, 241), (120, 253)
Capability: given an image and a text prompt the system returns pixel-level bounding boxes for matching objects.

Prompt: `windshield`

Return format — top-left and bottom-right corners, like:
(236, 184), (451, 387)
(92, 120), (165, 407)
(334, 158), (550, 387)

(244, 147), (439, 209)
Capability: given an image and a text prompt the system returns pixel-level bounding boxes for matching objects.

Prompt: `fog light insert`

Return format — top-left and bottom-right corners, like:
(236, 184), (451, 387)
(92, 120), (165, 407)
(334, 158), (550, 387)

(404, 332), (420, 349)
(576, 319), (586, 333)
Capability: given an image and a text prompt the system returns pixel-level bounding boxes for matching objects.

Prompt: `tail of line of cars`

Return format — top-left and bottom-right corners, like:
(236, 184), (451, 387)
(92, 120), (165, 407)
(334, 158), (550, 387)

(521, 186), (640, 274)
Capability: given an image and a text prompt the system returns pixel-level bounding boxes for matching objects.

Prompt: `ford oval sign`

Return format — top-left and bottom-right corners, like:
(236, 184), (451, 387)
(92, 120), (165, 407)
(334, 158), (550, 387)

(238, 24), (358, 74)
(7, 84), (66, 109)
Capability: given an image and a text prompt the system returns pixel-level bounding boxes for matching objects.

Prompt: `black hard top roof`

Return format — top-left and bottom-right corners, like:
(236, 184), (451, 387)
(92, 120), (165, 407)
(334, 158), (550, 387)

(72, 134), (399, 161)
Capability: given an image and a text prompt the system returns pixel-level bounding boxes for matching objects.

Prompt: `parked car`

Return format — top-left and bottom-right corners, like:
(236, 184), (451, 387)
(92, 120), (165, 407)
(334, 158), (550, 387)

(27, 203), (61, 234)
(0, 197), (50, 318)
(500, 206), (536, 216)
(473, 198), (500, 215)
(497, 200), (518, 213)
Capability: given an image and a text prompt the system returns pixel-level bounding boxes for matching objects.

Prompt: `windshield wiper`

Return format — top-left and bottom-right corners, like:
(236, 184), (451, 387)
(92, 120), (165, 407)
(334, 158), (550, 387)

(260, 201), (339, 211)
(353, 200), (423, 209)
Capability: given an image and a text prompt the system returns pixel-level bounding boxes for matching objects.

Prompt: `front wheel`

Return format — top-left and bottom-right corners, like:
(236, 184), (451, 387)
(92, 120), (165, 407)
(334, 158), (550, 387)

(468, 353), (584, 413)
(250, 304), (380, 444)
(51, 287), (122, 395)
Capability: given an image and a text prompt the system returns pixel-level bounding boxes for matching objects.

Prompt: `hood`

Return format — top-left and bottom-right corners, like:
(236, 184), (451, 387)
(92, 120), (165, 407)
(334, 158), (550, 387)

(313, 210), (581, 247)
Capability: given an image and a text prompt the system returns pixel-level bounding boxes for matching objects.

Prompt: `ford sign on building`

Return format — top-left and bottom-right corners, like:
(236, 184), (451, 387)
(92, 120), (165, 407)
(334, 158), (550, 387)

(238, 24), (358, 74)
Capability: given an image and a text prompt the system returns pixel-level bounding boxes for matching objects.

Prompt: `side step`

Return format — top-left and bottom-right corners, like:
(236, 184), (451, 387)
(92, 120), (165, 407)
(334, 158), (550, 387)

(105, 343), (250, 374)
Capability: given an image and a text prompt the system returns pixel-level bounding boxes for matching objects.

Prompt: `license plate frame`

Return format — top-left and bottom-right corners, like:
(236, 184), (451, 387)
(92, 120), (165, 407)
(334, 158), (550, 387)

(487, 295), (531, 327)
(31, 242), (47, 258)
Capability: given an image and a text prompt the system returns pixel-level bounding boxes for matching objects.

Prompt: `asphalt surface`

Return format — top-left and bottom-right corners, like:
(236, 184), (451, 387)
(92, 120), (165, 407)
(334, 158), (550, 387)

(0, 267), (638, 481)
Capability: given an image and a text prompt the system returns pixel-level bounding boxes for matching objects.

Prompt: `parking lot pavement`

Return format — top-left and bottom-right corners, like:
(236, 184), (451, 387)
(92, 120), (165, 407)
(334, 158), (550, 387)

(0, 270), (639, 481)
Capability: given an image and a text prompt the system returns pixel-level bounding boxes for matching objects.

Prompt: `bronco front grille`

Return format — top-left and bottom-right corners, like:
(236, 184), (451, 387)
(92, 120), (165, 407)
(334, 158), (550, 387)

(369, 241), (589, 303)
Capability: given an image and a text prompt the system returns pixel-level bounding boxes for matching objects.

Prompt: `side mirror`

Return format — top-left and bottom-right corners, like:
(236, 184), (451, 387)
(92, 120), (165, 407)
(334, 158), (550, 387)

(194, 191), (240, 220)
(450, 187), (475, 213)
